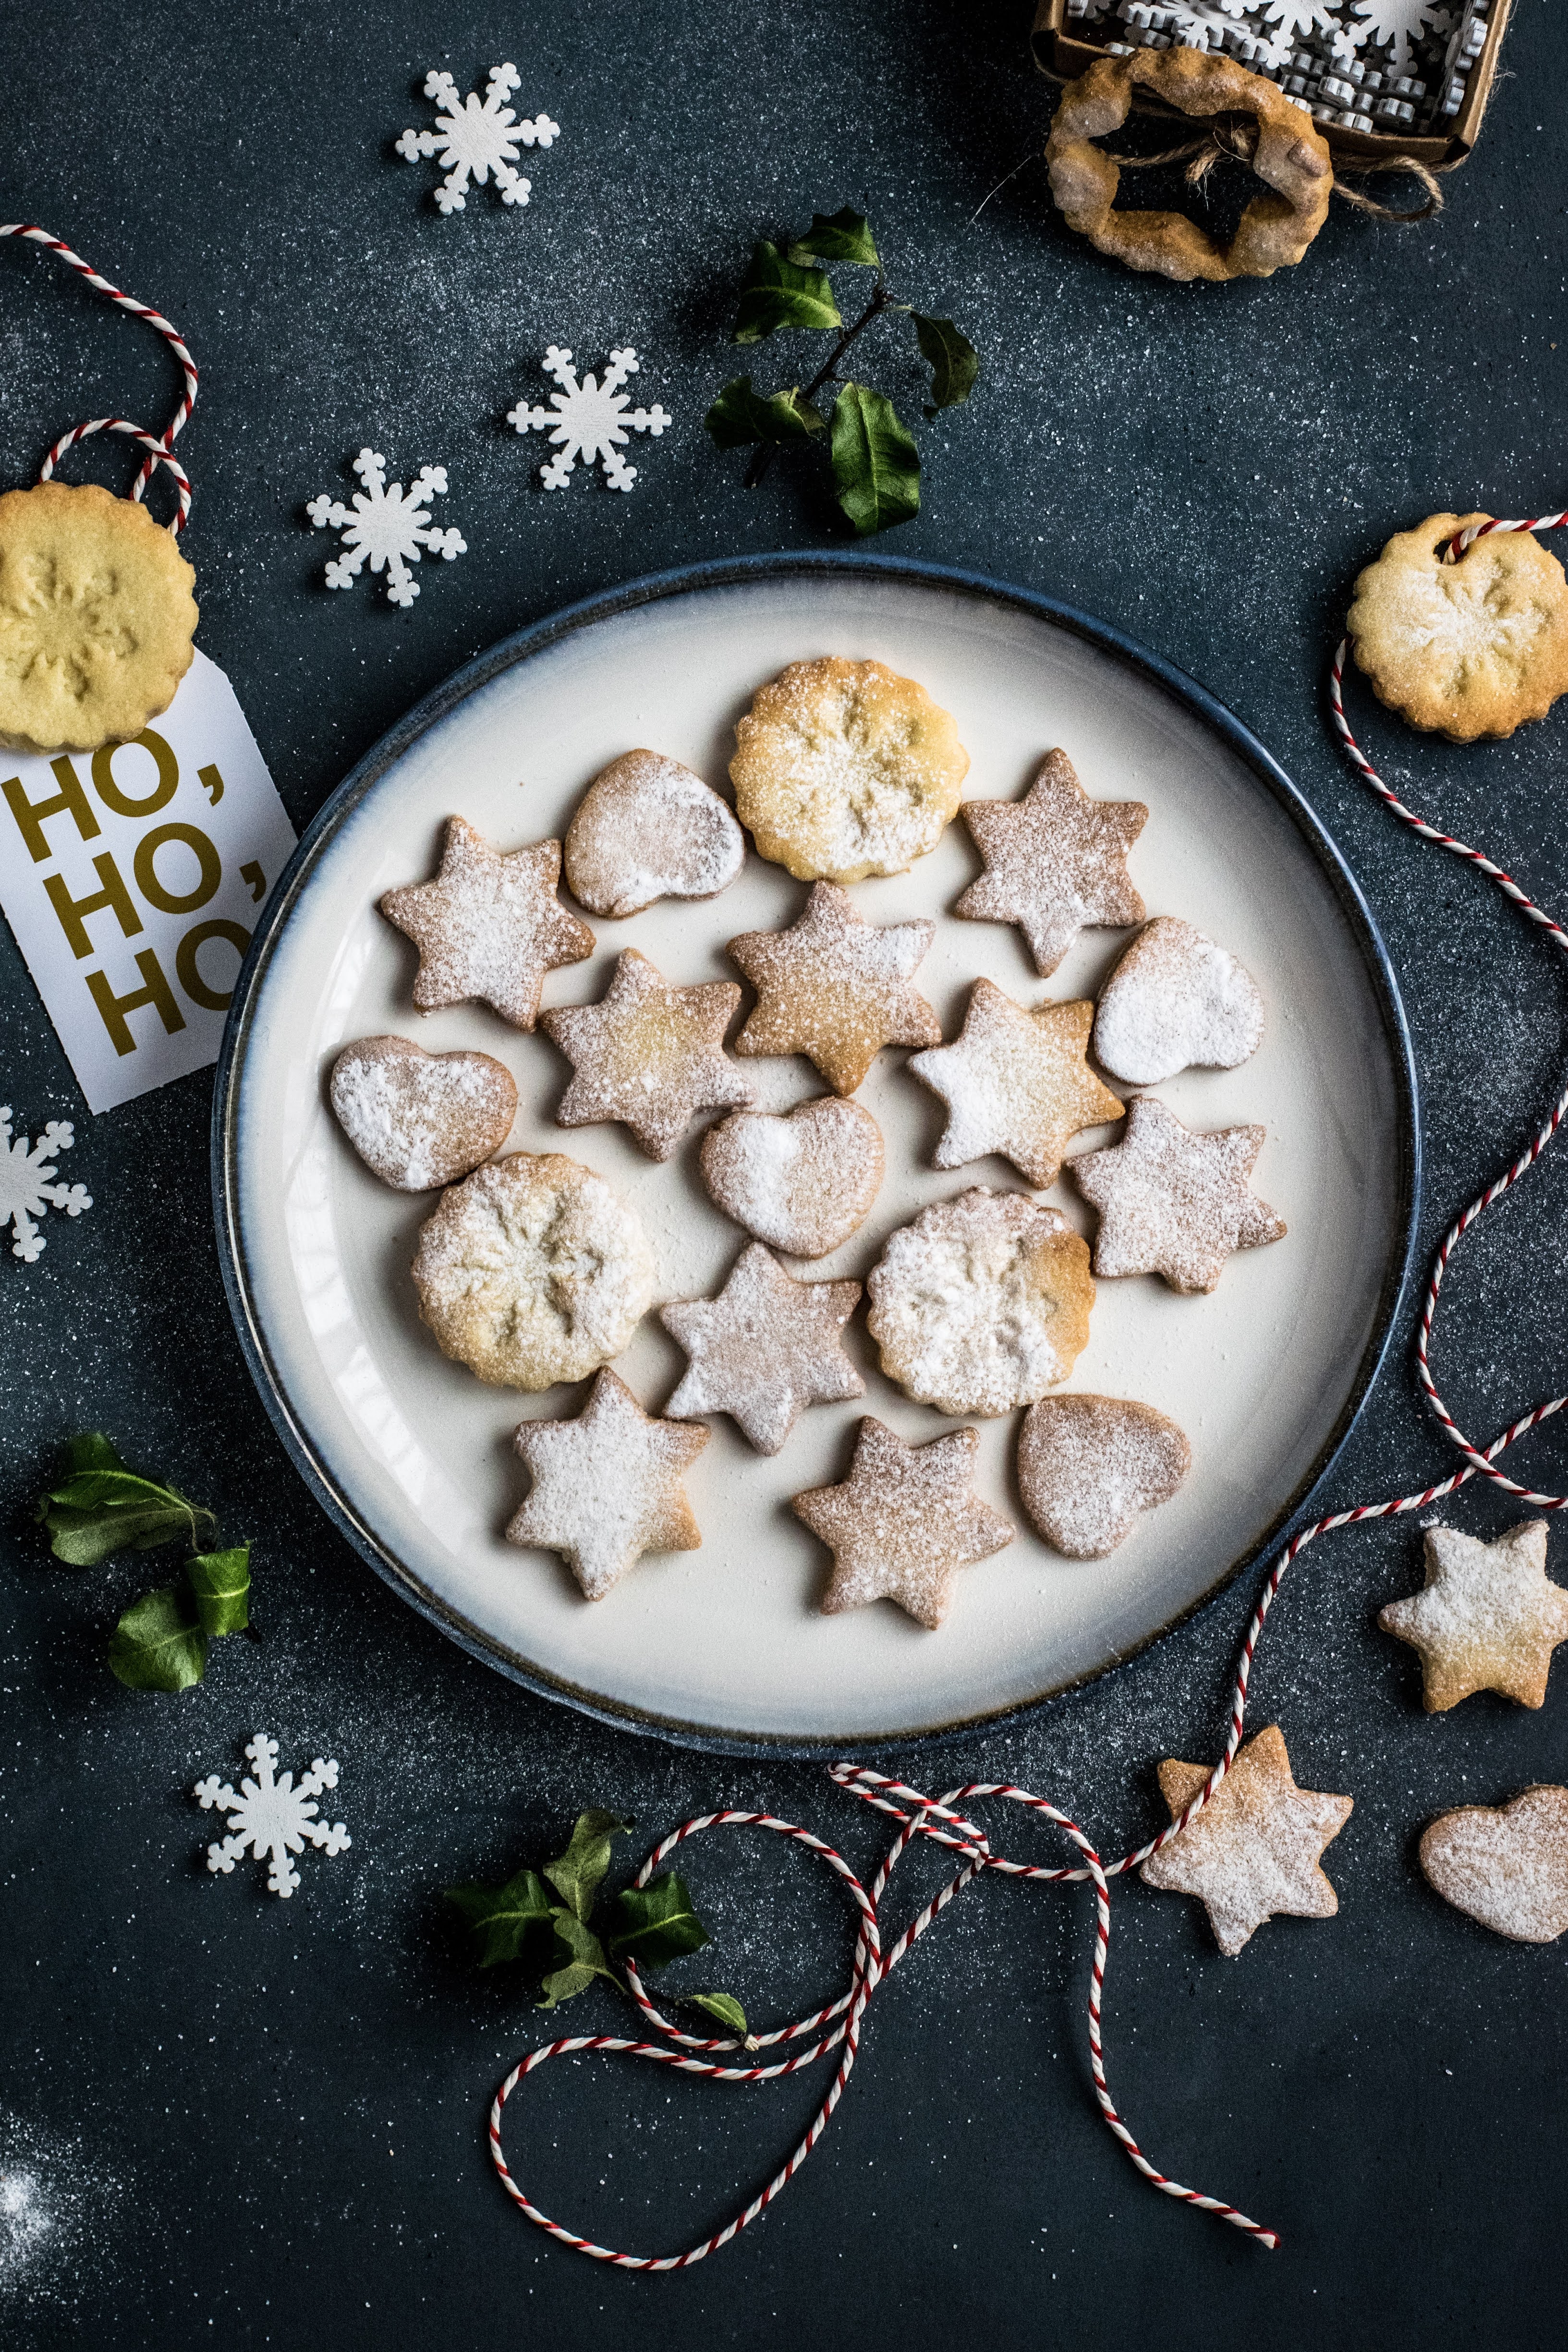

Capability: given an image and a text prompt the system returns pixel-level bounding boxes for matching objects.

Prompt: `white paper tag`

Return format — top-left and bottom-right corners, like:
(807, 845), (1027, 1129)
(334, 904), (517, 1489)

(0, 651), (297, 1114)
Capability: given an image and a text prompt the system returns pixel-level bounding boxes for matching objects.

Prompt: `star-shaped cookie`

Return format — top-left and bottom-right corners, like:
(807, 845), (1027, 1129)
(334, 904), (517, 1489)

(955, 749), (1148, 976)
(380, 815), (594, 1030)
(541, 948), (754, 1160)
(1068, 1094), (1285, 1293)
(791, 1417), (1014, 1628)
(506, 1368), (708, 1601)
(907, 979), (1124, 1186)
(1379, 1519), (1568, 1711)
(728, 882), (941, 1096)
(662, 1242), (864, 1454)
(1140, 1724), (1353, 1957)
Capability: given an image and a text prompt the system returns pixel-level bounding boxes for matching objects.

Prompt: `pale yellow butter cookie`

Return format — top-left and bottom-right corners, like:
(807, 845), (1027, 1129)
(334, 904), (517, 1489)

(1347, 512), (1568, 742)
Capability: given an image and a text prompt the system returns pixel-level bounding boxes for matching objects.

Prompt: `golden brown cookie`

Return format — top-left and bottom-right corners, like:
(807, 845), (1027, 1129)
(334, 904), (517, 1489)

(866, 1188), (1094, 1418)
(542, 948), (753, 1160)
(0, 480), (198, 754)
(1015, 1394), (1190, 1559)
(1346, 513), (1568, 742)
(329, 1035), (516, 1190)
(699, 1097), (884, 1258)
(662, 1242), (863, 1455)
(563, 749), (745, 919)
(508, 1368), (707, 1601)
(955, 749), (1146, 977)
(411, 1151), (655, 1389)
(379, 817), (594, 1031)
(728, 882), (940, 1095)
(1378, 1520), (1568, 1711)
(1140, 1725), (1353, 1957)
(729, 656), (969, 883)
(1068, 1096), (1285, 1294)
(1045, 52), (1332, 285)
(792, 1417), (1014, 1628)
(1419, 1787), (1568, 1945)
(907, 981), (1124, 1188)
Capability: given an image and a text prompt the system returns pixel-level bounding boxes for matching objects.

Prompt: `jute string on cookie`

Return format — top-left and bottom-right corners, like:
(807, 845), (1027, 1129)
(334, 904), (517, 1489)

(1114, 122), (1447, 222)
(486, 520), (1568, 2271)
(0, 223), (197, 528)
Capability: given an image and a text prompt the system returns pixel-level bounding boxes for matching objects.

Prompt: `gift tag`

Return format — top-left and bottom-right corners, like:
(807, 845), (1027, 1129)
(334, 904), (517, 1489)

(0, 651), (296, 1113)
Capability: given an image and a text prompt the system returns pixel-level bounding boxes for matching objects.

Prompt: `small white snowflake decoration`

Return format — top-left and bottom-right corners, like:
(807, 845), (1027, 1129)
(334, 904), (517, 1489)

(396, 64), (559, 215)
(307, 449), (467, 607)
(0, 1107), (90, 1264)
(1349, 0), (1440, 66)
(506, 346), (672, 493)
(195, 1734), (351, 1899)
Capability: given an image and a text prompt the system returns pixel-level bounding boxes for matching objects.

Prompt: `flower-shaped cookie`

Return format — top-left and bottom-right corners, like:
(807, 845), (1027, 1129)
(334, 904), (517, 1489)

(1348, 513), (1568, 742)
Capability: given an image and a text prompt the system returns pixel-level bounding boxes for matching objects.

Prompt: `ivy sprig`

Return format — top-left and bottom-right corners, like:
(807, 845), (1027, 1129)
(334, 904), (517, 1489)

(34, 1432), (252, 1692)
(705, 206), (978, 536)
(447, 1808), (752, 2037)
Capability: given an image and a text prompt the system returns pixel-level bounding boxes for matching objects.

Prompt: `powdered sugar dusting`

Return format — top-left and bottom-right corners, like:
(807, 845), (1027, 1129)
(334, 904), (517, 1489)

(1093, 916), (1264, 1086)
(330, 1035), (516, 1189)
(1016, 1393), (1191, 1558)
(563, 750), (744, 919)
(1419, 1786), (1568, 1944)
(699, 1097), (883, 1257)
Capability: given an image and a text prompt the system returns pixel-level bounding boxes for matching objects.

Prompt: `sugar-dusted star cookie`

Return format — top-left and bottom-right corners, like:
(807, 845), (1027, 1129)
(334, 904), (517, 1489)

(380, 815), (595, 1030)
(1068, 1094), (1285, 1294)
(662, 1242), (863, 1455)
(728, 883), (941, 1096)
(1419, 1786), (1568, 1944)
(907, 980), (1124, 1187)
(955, 749), (1148, 977)
(1139, 1724), (1353, 1957)
(792, 1417), (1014, 1628)
(541, 948), (754, 1160)
(1378, 1519), (1568, 1711)
(507, 1367), (708, 1601)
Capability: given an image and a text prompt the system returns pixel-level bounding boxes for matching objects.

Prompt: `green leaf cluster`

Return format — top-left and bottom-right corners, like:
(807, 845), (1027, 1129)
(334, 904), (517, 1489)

(704, 207), (977, 536)
(35, 1433), (251, 1692)
(447, 1808), (747, 2033)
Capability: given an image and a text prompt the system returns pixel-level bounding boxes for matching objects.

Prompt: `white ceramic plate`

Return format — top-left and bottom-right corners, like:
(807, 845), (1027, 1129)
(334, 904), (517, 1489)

(215, 557), (1417, 1754)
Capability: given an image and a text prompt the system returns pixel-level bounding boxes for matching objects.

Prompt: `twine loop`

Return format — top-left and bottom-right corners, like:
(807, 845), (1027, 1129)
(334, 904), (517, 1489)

(1115, 118), (1446, 222)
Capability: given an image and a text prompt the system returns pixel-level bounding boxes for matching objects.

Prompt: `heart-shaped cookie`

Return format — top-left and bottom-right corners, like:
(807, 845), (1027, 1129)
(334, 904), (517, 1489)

(330, 1035), (517, 1191)
(1418, 1785), (1568, 1944)
(564, 749), (745, 919)
(1016, 1393), (1190, 1557)
(1093, 916), (1264, 1086)
(699, 1098), (883, 1258)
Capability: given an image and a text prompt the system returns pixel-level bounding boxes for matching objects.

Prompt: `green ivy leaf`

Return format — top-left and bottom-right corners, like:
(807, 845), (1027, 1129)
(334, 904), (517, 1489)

(107, 1587), (207, 1692)
(187, 1545), (251, 1637)
(446, 1866), (558, 1968)
(606, 1871), (712, 1968)
(537, 1910), (620, 2008)
(787, 208), (880, 268)
(732, 242), (842, 343)
(829, 382), (921, 535)
(912, 314), (979, 413)
(705, 375), (825, 449)
(542, 1810), (633, 1924)
(686, 1990), (750, 2038)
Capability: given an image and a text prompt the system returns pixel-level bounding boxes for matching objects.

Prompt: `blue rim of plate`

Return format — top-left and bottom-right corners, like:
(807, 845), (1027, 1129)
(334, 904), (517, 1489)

(212, 550), (1422, 1760)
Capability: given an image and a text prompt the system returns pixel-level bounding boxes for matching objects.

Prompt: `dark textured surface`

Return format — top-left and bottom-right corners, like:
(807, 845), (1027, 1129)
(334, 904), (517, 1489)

(3, 3), (1568, 2344)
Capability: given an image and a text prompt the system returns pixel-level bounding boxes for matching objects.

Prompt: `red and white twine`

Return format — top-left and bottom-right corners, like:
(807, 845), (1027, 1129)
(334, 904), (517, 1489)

(488, 508), (1568, 2271)
(0, 223), (197, 529)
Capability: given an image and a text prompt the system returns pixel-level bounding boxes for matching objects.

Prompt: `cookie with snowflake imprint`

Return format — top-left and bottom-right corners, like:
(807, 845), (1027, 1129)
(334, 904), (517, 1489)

(1093, 918), (1264, 1087)
(1140, 1725), (1353, 1957)
(412, 1151), (655, 1389)
(508, 1368), (707, 1601)
(380, 816), (593, 1031)
(1419, 1787), (1568, 1945)
(662, 1242), (864, 1455)
(728, 883), (941, 1096)
(699, 1097), (884, 1258)
(329, 1036), (516, 1191)
(1378, 1520), (1568, 1711)
(729, 657), (970, 884)
(792, 1417), (1015, 1628)
(866, 1188), (1094, 1418)
(542, 949), (753, 1160)
(1016, 1394), (1190, 1559)
(907, 980), (1124, 1188)
(1348, 512), (1568, 742)
(1068, 1095), (1285, 1294)
(0, 482), (197, 754)
(564, 750), (745, 919)
(955, 750), (1147, 976)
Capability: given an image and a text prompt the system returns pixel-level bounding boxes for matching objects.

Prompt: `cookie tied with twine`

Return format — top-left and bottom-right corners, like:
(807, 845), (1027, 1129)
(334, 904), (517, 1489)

(1348, 512), (1568, 742)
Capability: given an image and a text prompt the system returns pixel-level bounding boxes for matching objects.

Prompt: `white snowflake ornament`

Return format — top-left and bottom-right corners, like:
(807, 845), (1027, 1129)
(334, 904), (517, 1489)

(0, 1108), (90, 1264)
(1348, 0), (1440, 64)
(507, 347), (672, 493)
(396, 64), (559, 215)
(307, 449), (467, 607)
(195, 1734), (351, 1898)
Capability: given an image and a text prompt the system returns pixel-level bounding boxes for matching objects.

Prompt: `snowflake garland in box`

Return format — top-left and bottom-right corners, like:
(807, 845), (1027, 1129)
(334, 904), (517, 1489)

(307, 448), (467, 607)
(1349, 0), (1442, 66)
(195, 1734), (351, 1898)
(0, 1108), (91, 1264)
(506, 346), (672, 493)
(396, 64), (560, 215)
